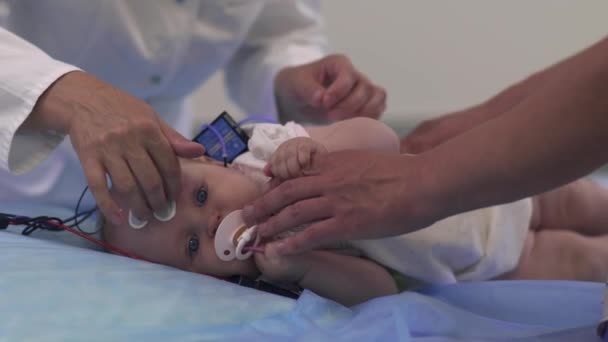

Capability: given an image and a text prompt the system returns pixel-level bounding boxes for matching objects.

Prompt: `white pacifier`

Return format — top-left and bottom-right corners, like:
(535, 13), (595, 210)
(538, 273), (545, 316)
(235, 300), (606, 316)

(214, 209), (260, 261)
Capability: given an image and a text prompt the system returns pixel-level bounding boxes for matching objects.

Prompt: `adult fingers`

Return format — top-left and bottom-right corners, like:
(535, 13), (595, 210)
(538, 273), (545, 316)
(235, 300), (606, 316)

(322, 61), (357, 108)
(268, 217), (341, 256)
(327, 79), (372, 120)
(355, 85), (387, 119)
(256, 197), (332, 239)
(105, 155), (151, 220)
(145, 132), (181, 204)
(159, 120), (205, 158)
(127, 149), (169, 213)
(242, 176), (323, 228)
(81, 157), (123, 224)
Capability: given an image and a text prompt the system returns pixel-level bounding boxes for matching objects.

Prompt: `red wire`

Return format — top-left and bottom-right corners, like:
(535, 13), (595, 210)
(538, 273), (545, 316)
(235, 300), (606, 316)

(8, 220), (145, 261)
(9, 219), (237, 282)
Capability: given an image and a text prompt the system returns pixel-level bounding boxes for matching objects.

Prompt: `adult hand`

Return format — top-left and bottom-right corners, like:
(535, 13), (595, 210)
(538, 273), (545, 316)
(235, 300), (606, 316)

(32, 71), (205, 224)
(275, 54), (386, 122)
(400, 108), (495, 154)
(242, 150), (439, 256)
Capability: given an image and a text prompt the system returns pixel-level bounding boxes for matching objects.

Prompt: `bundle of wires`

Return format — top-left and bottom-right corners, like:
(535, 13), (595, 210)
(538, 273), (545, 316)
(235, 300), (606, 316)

(0, 186), (96, 236)
(0, 186), (142, 259)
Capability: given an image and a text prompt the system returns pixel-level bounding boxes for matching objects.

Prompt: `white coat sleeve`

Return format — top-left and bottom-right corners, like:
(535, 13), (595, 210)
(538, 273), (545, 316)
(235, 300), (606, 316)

(224, 0), (328, 120)
(0, 27), (79, 175)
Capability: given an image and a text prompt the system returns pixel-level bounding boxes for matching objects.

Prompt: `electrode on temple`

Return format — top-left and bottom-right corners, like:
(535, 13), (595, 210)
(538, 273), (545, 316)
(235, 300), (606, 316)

(153, 201), (176, 222)
(128, 210), (148, 229)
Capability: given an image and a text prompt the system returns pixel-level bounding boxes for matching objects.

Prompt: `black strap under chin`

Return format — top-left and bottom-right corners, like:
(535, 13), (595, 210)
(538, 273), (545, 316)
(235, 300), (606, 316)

(226, 275), (302, 299)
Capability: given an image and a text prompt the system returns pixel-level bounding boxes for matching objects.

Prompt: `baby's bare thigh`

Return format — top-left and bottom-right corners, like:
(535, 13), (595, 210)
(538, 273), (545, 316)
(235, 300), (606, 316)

(499, 230), (608, 282)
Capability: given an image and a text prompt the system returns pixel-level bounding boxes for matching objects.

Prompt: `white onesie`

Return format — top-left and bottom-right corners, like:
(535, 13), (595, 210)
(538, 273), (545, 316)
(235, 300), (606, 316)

(234, 122), (532, 285)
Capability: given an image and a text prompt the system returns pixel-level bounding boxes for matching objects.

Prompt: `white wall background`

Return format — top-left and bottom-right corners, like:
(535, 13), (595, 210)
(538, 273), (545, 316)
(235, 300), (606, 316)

(193, 1), (608, 130)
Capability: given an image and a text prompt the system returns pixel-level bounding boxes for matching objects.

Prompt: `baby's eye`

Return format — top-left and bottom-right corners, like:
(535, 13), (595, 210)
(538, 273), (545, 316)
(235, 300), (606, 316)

(188, 235), (199, 257)
(195, 187), (208, 207)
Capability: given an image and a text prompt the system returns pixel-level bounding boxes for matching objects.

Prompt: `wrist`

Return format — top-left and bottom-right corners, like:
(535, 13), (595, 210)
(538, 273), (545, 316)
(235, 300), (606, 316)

(29, 70), (92, 134)
(395, 153), (450, 230)
(274, 66), (322, 123)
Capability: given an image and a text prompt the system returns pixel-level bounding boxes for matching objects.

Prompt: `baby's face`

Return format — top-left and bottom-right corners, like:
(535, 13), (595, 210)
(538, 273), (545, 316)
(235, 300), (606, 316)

(104, 157), (262, 278)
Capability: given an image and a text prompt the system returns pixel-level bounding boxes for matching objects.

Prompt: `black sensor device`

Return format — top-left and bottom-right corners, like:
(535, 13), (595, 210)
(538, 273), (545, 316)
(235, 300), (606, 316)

(192, 111), (249, 163)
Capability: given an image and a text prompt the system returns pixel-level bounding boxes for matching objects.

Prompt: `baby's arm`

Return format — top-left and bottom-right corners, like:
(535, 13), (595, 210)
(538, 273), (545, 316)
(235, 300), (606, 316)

(297, 251), (399, 306)
(255, 245), (398, 306)
(267, 118), (399, 179)
(305, 117), (400, 153)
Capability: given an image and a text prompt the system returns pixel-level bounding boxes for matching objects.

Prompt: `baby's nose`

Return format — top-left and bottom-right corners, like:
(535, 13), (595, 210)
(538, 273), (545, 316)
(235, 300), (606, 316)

(207, 211), (222, 238)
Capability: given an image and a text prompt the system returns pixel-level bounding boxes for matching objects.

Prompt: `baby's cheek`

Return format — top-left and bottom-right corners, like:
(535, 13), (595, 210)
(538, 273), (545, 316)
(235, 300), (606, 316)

(200, 249), (229, 276)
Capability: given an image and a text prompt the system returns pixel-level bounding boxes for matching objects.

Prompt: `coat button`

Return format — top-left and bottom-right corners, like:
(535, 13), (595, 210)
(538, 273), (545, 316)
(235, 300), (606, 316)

(149, 74), (162, 85)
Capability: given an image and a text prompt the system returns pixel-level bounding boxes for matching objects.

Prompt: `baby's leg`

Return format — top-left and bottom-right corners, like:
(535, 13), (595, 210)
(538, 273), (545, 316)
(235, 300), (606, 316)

(499, 230), (608, 282)
(533, 179), (608, 236)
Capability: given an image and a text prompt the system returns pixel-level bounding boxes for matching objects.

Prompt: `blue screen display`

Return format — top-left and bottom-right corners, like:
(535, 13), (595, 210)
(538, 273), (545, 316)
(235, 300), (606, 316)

(194, 117), (248, 162)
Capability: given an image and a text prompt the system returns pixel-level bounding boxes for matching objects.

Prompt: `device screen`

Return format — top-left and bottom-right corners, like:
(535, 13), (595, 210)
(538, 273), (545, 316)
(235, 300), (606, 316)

(193, 113), (249, 163)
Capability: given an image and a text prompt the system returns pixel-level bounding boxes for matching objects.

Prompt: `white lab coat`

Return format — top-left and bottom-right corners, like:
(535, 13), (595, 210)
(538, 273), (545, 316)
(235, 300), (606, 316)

(0, 0), (326, 209)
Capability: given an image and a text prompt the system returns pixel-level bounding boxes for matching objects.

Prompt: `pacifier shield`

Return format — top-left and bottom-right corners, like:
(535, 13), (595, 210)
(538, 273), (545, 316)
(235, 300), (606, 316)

(215, 210), (247, 261)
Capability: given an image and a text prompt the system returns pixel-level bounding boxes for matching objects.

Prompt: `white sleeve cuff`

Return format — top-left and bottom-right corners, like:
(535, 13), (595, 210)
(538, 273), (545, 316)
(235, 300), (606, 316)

(0, 59), (79, 174)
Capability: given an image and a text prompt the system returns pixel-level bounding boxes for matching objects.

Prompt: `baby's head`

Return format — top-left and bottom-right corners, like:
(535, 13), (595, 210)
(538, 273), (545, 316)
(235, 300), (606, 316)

(101, 157), (262, 278)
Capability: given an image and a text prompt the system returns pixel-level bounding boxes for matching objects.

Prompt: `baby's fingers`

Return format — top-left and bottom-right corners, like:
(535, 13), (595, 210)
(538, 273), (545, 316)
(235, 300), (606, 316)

(297, 143), (313, 171)
(286, 154), (303, 179)
(269, 147), (290, 180)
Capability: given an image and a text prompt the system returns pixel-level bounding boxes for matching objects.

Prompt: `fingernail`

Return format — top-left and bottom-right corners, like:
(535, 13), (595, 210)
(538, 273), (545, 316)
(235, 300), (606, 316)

(312, 89), (323, 106)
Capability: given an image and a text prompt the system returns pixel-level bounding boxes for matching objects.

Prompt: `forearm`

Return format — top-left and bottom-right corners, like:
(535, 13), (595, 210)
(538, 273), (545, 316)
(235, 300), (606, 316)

(0, 27), (80, 172)
(306, 117), (400, 153)
(422, 36), (608, 220)
(471, 64), (552, 119)
(297, 251), (398, 306)
(441, 57), (555, 135)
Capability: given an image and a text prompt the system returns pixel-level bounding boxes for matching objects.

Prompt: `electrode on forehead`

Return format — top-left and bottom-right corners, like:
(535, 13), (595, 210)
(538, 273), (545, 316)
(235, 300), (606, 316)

(128, 210), (148, 229)
(215, 209), (260, 261)
(153, 201), (176, 222)
(128, 201), (177, 230)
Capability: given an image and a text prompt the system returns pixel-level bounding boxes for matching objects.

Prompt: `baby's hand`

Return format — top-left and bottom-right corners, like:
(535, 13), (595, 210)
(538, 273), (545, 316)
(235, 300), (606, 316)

(254, 242), (310, 284)
(265, 137), (328, 180)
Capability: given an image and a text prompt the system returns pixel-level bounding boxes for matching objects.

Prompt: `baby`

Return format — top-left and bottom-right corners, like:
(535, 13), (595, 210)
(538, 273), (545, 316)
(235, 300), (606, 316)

(101, 117), (608, 306)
